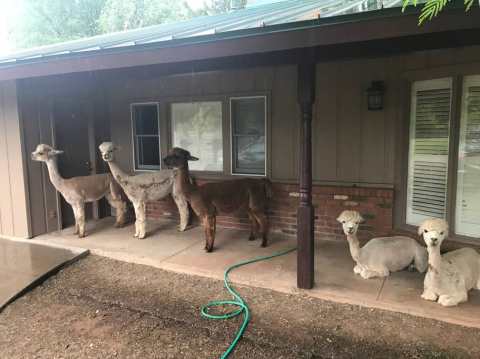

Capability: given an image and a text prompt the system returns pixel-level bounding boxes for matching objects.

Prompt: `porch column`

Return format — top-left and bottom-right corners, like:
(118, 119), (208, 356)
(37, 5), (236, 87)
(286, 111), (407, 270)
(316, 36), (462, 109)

(296, 60), (316, 289)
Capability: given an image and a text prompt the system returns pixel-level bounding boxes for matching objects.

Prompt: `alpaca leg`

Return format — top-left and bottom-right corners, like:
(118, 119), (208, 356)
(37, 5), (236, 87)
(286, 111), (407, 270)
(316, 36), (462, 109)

(105, 192), (127, 228)
(414, 247), (428, 273)
(251, 211), (269, 248)
(360, 267), (388, 279)
(438, 292), (468, 307)
(247, 211), (259, 241)
(73, 204), (86, 238)
(132, 201), (140, 238)
(203, 215), (216, 253)
(134, 201), (147, 239)
(421, 289), (439, 302)
(172, 193), (189, 232)
(353, 265), (362, 275)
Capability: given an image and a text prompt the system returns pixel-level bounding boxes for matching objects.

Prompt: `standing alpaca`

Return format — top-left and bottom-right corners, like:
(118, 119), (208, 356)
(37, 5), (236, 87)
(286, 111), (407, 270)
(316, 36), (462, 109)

(419, 218), (480, 307)
(163, 147), (271, 252)
(31, 144), (127, 238)
(337, 210), (427, 279)
(98, 142), (189, 239)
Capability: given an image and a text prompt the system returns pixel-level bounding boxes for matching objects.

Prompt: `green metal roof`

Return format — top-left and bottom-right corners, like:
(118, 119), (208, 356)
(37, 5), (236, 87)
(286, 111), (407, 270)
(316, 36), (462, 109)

(0, 0), (405, 66)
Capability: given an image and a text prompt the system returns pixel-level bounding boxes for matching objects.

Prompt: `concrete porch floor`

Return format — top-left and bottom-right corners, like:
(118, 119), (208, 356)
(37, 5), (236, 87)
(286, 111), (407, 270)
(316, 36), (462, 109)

(35, 217), (480, 329)
(0, 238), (88, 311)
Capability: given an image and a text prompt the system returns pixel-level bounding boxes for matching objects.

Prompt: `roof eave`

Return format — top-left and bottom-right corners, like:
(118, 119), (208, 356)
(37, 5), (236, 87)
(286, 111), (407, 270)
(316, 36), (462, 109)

(1, 7), (479, 81)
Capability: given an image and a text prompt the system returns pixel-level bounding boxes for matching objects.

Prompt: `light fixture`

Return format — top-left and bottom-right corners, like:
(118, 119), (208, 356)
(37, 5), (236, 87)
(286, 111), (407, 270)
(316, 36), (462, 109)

(366, 81), (385, 111)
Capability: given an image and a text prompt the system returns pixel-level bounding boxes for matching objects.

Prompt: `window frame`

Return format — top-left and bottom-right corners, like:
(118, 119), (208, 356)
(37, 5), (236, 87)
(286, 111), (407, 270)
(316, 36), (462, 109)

(229, 95), (268, 177)
(168, 97), (226, 175)
(402, 72), (480, 243)
(405, 78), (453, 226)
(130, 102), (161, 172)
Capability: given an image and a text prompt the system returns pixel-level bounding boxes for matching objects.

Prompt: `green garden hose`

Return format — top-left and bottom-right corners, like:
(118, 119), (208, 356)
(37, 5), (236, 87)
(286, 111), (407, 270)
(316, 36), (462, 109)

(201, 246), (297, 359)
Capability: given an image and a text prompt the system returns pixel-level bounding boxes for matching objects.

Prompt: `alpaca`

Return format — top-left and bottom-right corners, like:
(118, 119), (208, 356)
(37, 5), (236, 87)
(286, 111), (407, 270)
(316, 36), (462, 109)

(419, 218), (480, 307)
(31, 144), (127, 238)
(163, 147), (272, 252)
(337, 210), (427, 279)
(98, 142), (189, 239)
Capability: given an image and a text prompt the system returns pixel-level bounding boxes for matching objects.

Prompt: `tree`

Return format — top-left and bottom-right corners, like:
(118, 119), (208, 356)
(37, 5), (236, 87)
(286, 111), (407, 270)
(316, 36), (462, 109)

(193, 0), (248, 15)
(98, 0), (193, 33)
(402, 0), (476, 25)
(13, 0), (107, 48)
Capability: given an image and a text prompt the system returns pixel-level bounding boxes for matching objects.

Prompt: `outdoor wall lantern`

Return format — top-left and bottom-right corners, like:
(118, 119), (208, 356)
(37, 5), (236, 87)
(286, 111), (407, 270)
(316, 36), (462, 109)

(366, 81), (385, 111)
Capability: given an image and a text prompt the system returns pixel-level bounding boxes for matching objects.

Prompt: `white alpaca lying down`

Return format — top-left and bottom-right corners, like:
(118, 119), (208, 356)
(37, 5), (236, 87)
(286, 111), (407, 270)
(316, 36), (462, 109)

(419, 218), (480, 307)
(337, 210), (427, 279)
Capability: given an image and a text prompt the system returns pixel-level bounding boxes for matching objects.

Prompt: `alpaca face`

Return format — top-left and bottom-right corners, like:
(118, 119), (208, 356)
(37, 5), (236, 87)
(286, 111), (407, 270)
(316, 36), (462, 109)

(337, 210), (364, 235)
(31, 144), (63, 162)
(163, 147), (199, 169)
(99, 142), (116, 162)
(418, 218), (448, 248)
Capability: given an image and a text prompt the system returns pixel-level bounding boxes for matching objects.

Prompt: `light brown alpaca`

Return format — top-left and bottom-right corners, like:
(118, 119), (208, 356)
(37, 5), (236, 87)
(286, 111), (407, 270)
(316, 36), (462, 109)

(31, 144), (127, 238)
(163, 147), (271, 252)
(99, 142), (189, 239)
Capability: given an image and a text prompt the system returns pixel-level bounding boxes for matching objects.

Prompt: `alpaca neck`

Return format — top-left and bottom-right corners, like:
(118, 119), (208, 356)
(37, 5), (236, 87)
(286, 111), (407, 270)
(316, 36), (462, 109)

(106, 160), (129, 181)
(174, 165), (196, 198)
(346, 234), (362, 263)
(427, 245), (442, 282)
(45, 159), (65, 191)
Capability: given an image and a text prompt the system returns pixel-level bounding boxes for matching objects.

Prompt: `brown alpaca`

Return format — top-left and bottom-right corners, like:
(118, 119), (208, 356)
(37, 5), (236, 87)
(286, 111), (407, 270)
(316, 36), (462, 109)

(163, 147), (272, 252)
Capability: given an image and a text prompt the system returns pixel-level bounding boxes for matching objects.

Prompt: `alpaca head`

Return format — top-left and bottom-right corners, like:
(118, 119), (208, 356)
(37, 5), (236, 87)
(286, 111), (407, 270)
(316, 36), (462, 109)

(337, 210), (364, 236)
(418, 218), (449, 248)
(31, 144), (63, 162)
(99, 142), (118, 162)
(163, 147), (199, 169)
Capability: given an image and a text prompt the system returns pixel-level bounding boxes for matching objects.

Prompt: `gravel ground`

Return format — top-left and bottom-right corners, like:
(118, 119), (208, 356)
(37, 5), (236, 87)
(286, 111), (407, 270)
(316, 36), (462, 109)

(0, 255), (479, 358)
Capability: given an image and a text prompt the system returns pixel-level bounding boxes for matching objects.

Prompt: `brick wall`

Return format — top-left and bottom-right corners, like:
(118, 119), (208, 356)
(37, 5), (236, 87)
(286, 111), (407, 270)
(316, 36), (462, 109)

(146, 181), (394, 241)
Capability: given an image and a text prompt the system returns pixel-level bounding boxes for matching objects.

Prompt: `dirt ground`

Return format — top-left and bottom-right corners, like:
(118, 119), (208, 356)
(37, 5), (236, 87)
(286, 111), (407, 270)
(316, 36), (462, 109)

(0, 255), (479, 358)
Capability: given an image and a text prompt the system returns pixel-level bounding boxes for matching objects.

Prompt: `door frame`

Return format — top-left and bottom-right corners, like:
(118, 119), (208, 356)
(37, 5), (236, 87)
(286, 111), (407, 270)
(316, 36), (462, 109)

(49, 97), (98, 231)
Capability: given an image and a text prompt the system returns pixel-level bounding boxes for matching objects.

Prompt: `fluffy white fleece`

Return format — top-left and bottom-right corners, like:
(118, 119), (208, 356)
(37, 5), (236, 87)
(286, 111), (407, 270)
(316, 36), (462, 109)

(337, 210), (427, 279)
(419, 218), (480, 307)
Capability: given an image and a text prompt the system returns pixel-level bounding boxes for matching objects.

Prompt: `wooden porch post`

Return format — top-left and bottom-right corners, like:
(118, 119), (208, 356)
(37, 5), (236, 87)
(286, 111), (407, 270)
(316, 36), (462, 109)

(296, 59), (316, 289)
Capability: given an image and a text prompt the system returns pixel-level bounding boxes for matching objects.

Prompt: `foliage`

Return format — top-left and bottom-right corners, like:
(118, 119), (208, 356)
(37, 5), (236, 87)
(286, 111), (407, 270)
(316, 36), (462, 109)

(14, 0), (107, 48)
(98, 0), (193, 33)
(402, 0), (476, 25)
(194, 0), (248, 15)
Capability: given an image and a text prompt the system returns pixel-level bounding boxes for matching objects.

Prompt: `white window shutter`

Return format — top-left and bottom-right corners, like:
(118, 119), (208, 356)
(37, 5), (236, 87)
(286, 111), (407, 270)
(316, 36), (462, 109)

(456, 75), (480, 238)
(406, 78), (452, 225)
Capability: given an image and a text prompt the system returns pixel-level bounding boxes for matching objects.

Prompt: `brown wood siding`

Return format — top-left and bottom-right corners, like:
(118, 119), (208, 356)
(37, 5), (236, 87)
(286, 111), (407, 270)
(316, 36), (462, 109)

(105, 65), (300, 181)
(15, 44), (480, 237)
(0, 80), (30, 238)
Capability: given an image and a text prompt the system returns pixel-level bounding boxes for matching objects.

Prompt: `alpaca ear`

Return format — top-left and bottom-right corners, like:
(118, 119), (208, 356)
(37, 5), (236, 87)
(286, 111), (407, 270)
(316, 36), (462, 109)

(188, 155), (199, 161)
(51, 149), (64, 155)
(359, 215), (366, 224)
(417, 223), (425, 236)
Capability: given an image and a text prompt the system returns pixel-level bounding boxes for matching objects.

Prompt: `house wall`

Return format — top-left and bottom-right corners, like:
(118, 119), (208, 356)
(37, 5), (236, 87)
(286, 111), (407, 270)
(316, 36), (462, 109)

(104, 63), (397, 239)
(16, 45), (480, 240)
(19, 73), (111, 237)
(0, 80), (30, 238)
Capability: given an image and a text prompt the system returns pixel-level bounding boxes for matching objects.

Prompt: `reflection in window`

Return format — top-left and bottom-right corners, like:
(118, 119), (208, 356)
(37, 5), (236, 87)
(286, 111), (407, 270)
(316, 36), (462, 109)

(132, 103), (160, 170)
(171, 101), (223, 171)
(456, 75), (480, 238)
(231, 97), (266, 175)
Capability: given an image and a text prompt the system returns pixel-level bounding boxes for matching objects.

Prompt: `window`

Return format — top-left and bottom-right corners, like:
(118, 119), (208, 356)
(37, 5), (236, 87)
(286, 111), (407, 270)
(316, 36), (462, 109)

(132, 103), (160, 170)
(171, 101), (223, 171)
(230, 97), (266, 175)
(406, 76), (480, 240)
(406, 79), (452, 225)
(456, 75), (480, 237)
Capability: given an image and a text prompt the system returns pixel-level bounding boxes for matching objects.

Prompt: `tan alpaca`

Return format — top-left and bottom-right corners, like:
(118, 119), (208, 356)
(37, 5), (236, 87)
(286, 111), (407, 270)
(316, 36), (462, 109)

(98, 142), (189, 239)
(419, 218), (480, 307)
(337, 210), (427, 279)
(31, 144), (127, 238)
